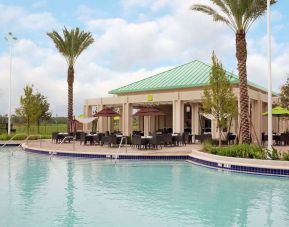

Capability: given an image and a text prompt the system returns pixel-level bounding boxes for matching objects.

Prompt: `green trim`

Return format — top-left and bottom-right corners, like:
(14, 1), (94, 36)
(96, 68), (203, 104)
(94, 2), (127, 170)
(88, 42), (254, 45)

(109, 60), (276, 95)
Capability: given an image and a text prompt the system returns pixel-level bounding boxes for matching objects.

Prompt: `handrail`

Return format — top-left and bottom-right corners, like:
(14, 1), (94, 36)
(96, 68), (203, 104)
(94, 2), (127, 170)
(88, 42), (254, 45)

(0, 133), (27, 150)
(60, 135), (74, 144)
(115, 136), (127, 163)
(59, 135), (76, 151)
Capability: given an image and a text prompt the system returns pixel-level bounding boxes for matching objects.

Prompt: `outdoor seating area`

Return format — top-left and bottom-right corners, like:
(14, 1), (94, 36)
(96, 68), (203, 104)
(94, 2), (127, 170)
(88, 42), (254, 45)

(52, 132), (74, 143)
(51, 128), (240, 149)
(262, 132), (289, 146)
(51, 130), (202, 150)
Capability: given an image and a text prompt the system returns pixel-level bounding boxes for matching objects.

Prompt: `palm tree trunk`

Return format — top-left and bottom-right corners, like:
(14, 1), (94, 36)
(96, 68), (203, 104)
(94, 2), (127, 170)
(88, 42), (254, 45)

(218, 123), (222, 147)
(236, 32), (250, 144)
(67, 66), (74, 133)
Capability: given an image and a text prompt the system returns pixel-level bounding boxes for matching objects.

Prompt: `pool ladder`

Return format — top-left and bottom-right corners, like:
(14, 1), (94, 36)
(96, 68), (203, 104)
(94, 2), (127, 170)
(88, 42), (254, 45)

(0, 134), (43, 155)
(114, 136), (128, 163)
(0, 133), (26, 152)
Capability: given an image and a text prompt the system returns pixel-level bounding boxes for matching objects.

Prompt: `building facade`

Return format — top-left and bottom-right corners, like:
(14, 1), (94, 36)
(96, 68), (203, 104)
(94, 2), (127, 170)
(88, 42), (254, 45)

(84, 60), (279, 143)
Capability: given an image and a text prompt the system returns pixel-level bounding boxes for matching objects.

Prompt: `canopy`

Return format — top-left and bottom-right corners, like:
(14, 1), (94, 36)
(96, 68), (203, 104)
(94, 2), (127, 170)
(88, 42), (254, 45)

(75, 117), (97, 124)
(94, 108), (120, 117)
(262, 106), (289, 132)
(133, 106), (165, 117)
(262, 106), (289, 116)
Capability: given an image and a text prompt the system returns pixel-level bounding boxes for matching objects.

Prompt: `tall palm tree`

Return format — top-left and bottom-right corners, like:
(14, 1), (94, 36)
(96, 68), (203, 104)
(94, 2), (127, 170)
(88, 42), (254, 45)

(47, 27), (94, 132)
(191, 0), (275, 143)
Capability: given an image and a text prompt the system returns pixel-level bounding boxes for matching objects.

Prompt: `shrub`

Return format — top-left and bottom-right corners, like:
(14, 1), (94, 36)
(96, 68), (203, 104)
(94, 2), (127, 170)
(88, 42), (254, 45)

(202, 140), (213, 153)
(265, 146), (281, 160)
(0, 133), (51, 141)
(282, 152), (289, 161)
(203, 144), (267, 159)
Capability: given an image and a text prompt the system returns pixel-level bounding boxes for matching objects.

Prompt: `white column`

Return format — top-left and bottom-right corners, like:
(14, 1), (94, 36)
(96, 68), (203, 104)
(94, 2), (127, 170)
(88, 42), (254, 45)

(108, 117), (112, 133)
(83, 105), (92, 132)
(139, 116), (144, 131)
(144, 116), (149, 136)
(173, 100), (184, 133)
(122, 103), (132, 136)
(119, 110), (122, 132)
(173, 101), (177, 133)
(97, 105), (104, 132)
(191, 103), (200, 135)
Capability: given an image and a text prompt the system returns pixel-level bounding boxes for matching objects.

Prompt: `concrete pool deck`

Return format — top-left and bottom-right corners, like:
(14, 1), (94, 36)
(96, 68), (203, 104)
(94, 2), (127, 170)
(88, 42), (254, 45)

(22, 139), (201, 157)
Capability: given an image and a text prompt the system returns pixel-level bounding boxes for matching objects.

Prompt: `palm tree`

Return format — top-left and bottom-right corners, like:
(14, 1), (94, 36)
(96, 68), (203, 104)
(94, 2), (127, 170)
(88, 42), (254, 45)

(191, 0), (276, 143)
(47, 27), (94, 132)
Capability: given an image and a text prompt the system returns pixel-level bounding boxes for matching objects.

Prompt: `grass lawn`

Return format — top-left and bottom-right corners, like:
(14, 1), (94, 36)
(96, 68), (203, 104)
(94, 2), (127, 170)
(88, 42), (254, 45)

(0, 124), (67, 140)
(14, 124), (67, 135)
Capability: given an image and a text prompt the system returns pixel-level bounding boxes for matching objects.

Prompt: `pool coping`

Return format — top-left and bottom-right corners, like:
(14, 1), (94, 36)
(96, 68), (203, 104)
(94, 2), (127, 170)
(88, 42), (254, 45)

(21, 144), (188, 160)
(20, 143), (289, 177)
(188, 150), (289, 177)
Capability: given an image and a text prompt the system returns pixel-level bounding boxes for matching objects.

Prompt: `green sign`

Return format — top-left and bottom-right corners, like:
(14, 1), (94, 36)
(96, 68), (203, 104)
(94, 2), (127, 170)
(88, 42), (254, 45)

(147, 95), (153, 101)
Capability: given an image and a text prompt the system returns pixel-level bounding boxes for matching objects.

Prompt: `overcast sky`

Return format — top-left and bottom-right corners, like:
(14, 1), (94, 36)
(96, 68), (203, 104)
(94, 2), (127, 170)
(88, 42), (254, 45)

(0, 0), (288, 116)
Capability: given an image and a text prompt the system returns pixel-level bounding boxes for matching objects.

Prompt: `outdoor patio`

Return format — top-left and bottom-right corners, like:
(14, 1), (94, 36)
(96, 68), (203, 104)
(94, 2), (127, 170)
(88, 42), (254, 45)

(24, 139), (202, 156)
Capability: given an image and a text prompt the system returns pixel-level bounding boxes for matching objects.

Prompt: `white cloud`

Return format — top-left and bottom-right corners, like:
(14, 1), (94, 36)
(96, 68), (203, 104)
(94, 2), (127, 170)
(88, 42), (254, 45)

(0, 3), (59, 32)
(0, 0), (288, 117)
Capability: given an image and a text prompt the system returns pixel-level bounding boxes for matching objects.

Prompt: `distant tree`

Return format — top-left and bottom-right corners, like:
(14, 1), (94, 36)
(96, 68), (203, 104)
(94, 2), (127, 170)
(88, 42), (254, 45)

(15, 85), (51, 134)
(15, 85), (40, 134)
(47, 27), (94, 132)
(35, 92), (52, 133)
(280, 75), (289, 109)
(202, 53), (237, 146)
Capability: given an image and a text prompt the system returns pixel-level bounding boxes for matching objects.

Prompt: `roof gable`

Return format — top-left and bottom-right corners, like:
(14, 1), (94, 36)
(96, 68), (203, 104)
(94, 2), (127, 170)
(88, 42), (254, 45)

(108, 60), (267, 95)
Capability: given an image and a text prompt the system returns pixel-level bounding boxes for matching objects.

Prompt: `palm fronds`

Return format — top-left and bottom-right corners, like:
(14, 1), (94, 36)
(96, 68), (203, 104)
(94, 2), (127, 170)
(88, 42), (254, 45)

(191, 0), (277, 32)
(47, 27), (94, 66)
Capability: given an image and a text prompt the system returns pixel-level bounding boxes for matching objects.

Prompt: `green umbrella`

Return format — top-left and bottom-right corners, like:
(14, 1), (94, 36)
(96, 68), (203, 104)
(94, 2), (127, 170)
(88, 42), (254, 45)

(262, 106), (289, 132)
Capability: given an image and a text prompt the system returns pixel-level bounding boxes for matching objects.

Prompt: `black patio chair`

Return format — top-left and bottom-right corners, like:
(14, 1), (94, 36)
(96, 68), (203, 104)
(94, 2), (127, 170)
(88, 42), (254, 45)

(182, 132), (189, 146)
(280, 133), (289, 146)
(75, 131), (82, 141)
(149, 134), (163, 149)
(93, 134), (101, 145)
(51, 132), (59, 143)
(101, 135), (109, 146)
(131, 135), (146, 149)
(108, 134), (118, 147)
(79, 132), (87, 145)
(174, 134), (182, 146)
(261, 132), (268, 146)
(163, 134), (173, 146)
(227, 132), (236, 145)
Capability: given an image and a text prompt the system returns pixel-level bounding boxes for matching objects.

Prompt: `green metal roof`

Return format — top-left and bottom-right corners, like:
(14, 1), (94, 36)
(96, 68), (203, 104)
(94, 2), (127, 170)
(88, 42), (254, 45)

(109, 60), (271, 95)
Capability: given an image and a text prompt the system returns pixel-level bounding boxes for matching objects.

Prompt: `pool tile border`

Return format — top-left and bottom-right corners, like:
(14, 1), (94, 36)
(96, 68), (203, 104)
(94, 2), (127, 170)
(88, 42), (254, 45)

(22, 145), (289, 177)
(23, 146), (188, 160)
(0, 143), (21, 147)
(188, 154), (289, 177)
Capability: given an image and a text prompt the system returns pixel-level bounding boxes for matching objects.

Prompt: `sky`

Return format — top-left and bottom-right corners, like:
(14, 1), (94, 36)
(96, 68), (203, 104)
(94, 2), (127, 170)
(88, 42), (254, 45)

(0, 0), (288, 116)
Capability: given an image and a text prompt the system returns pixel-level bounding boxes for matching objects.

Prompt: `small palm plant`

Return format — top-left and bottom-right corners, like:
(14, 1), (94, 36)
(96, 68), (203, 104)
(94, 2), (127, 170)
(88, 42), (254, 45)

(47, 27), (94, 132)
(191, 0), (276, 143)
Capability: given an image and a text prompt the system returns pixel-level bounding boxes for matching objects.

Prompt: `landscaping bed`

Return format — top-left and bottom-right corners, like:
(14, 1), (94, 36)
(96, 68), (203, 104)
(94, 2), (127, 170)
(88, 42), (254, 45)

(203, 142), (289, 161)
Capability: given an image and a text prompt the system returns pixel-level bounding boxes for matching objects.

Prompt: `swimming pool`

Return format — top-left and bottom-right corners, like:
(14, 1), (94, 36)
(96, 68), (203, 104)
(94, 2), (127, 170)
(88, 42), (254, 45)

(1, 148), (289, 227)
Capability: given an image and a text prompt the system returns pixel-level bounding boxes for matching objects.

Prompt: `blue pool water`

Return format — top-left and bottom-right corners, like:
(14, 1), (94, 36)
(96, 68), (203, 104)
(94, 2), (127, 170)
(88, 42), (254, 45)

(1, 148), (289, 227)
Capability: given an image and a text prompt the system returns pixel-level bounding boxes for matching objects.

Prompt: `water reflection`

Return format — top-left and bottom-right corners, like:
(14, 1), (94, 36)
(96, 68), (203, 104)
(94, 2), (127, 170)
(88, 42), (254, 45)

(1, 151), (289, 227)
(78, 160), (289, 226)
(62, 161), (80, 226)
(17, 153), (49, 206)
